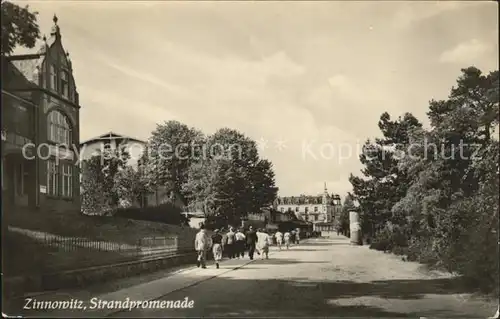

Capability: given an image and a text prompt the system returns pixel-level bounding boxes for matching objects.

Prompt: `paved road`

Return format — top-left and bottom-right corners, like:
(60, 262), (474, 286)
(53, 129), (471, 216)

(109, 235), (497, 318)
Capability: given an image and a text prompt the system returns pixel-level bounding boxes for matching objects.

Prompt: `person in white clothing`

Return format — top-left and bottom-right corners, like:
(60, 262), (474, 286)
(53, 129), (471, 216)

(284, 231), (291, 249)
(275, 231), (283, 250)
(194, 224), (210, 268)
(256, 229), (270, 259)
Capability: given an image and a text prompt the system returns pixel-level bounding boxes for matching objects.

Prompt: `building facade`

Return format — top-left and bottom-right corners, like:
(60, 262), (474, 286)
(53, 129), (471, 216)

(273, 184), (342, 232)
(2, 15), (81, 213)
(79, 132), (146, 169)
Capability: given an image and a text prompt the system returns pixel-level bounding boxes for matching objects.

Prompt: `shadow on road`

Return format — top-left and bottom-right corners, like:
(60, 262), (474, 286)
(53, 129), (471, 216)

(279, 248), (330, 252)
(245, 259), (329, 265)
(144, 274), (488, 318)
(298, 242), (350, 247)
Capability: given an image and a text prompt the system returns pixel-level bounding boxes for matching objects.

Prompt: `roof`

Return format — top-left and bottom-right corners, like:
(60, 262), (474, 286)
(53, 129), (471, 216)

(80, 132), (146, 146)
(8, 54), (45, 84)
(1, 57), (38, 90)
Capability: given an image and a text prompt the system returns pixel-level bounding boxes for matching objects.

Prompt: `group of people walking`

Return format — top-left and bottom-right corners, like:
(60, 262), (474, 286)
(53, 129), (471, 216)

(194, 225), (285, 269)
(273, 229), (299, 250)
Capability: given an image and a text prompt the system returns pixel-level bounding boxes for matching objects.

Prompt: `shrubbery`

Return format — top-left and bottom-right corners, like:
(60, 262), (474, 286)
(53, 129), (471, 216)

(113, 203), (189, 226)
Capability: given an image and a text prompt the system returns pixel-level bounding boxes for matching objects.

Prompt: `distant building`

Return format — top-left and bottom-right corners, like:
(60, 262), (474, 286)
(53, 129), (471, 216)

(273, 183), (342, 232)
(79, 132), (185, 209)
(2, 15), (81, 213)
(79, 131), (146, 169)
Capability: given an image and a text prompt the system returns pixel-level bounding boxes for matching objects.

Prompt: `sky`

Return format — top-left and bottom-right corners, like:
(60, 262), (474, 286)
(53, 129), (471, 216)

(13, 0), (499, 198)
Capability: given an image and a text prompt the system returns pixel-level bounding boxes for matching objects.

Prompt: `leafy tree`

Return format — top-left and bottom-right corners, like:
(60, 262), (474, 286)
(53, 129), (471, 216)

(183, 128), (278, 228)
(144, 120), (205, 206)
(81, 155), (110, 216)
(1, 1), (40, 55)
(113, 166), (150, 208)
(101, 145), (130, 207)
(80, 146), (130, 214)
(248, 159), (279, 212)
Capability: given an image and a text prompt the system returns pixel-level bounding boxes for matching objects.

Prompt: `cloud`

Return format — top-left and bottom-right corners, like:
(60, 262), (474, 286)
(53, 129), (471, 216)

(439, 39), (491, 64)
(391, 2), (474, 29)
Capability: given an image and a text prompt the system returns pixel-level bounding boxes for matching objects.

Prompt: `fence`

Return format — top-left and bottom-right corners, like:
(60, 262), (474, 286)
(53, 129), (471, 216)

(4, 228), (197, 276)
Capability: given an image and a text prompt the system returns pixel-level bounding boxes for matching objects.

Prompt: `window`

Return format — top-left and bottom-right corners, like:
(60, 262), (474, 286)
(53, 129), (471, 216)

(60, 70), (69, 98)
(280, 207), (284, 213)
(61, 164), (73, 197)
(47, 160), (59, 196)
(314, 206), (319, 212)
(50, 64), (57, 91)
(48, 110), (72, 145)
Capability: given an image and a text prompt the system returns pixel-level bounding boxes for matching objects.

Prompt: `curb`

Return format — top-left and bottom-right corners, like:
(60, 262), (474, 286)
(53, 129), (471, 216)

(15, 241), (309, 317)
(104, 257), (257, 317)
(106, 240), (306, 317)
(4, 252), (196, 300)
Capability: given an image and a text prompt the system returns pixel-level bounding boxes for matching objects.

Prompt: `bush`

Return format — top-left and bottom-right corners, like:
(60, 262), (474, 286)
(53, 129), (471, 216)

(369, 228), (393, 252)
(113, 203), (189, 226)
(369, 224), (409, 253)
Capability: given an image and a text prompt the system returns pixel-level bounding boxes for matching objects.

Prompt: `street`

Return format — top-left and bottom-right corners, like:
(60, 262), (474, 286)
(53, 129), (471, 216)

(107, 235), (496, 318)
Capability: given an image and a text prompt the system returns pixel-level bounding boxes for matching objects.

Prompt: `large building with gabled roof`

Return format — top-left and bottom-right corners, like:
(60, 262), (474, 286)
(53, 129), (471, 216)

(2, 15), (81, 213)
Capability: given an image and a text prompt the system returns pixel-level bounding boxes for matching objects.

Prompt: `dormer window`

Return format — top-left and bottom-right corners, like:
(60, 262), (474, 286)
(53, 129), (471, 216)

(50, 64), (57, 91)
(60, 70), (69, 98)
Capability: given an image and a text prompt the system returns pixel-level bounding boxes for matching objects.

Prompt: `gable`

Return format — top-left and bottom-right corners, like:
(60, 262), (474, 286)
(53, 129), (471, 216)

(46, 40), (69, 69)
(55, 42), (69, 68)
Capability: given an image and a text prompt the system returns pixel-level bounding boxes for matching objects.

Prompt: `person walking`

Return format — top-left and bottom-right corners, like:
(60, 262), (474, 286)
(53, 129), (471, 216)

(296, 228), (301, 245)
(211, 229), (223, 269)
(225, 227), (236, 259)
(284, 231), (291, 249)
(257, 229), (270, 260)
(246, 226), (258, 260)
(275, 230), (283, 250)
(194, 224), (210, 268)
(235, 227), (246, 258)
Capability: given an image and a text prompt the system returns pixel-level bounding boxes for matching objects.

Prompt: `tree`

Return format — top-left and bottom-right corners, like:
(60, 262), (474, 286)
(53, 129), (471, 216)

(80, 145), (130, 215)
(144, 120), (205, 206)
(113, 166), (150, 208)
(81, 155), (110, 215)
(248, 159), (279, 212)
(183, 128), (278, 228)
(360, 66), (499, 292)
(349, 112), (422, 239)
(204, 128), (260, 220)
(1, 1), (40, 55)
(102, 145), (130, 207)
